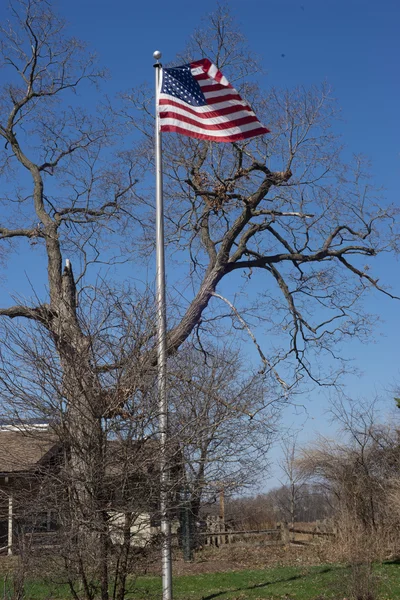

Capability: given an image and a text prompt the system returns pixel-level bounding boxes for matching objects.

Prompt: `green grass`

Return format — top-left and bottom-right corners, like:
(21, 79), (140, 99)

(129, 562), (400, 599)
(1, 562), (400, 599)
(1, 578), (70, 599)
(131, 565), (341, 599)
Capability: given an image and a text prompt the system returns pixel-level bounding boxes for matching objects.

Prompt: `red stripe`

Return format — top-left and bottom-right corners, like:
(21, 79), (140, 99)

(160, 124), (269, 142)
(159, 98), (252, 119)
(199, 83), (226, 93)
(160, 111), (260, 131)
(191, 58), (232, 87)
(214, 70), (224, 84)
(191, 58), (211, 71)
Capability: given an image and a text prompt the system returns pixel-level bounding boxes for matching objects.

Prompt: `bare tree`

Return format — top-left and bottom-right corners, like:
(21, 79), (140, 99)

(124, 6), (399, 391)
(0, 1), (156, 596)
(298, 398), (400, 559)
(168, 343), (281, 523)
(278, 433), (306, 533)
(0, 285), (164, 600)
(267, 483), (332, 525)
(228, 484), (332, 531)
(0, 0), (398, 596)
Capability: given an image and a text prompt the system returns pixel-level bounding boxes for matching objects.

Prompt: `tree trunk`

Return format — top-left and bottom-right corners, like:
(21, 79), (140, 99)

(53, 265), (110, 599)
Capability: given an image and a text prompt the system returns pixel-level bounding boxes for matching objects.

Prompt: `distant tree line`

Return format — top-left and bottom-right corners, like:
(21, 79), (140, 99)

(224, 483), (332, 530)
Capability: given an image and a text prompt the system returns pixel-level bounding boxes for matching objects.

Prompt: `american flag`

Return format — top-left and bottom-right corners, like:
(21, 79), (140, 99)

(159, 58), (270, 142)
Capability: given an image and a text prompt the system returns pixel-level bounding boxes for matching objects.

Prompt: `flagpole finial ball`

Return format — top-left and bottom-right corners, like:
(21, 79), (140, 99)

(153, 51), (162, 61)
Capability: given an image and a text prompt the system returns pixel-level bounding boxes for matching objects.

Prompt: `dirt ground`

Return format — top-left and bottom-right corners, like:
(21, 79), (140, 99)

(164, 541), (335, 576)
(0, 540), (334, 579)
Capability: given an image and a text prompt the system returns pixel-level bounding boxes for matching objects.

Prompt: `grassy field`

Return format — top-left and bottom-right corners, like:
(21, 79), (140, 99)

(2, 562), (399, 599)
(131, 562), (400, 599)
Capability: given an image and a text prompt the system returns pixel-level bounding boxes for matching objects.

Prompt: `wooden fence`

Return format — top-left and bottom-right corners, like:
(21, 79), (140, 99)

(201, 516), (335, 547)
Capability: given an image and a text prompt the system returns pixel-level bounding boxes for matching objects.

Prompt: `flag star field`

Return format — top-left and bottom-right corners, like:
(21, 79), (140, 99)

(162, 66), (206, 106)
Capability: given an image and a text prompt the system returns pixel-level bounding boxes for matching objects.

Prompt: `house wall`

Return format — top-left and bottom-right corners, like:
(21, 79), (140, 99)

(108, 511), (155, 547)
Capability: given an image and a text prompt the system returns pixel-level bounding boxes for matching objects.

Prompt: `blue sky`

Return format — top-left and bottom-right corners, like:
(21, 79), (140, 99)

(59, 0), (400, 406)
(0, 0), (399, 486)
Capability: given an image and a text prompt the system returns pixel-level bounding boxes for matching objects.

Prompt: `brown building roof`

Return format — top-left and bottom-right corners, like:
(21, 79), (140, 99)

(0, 429), (181, 479)
(0, 429), (58, 474)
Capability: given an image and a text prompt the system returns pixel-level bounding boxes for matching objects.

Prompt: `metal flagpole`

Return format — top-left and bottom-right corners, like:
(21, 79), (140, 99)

(153, 50), (173, 600)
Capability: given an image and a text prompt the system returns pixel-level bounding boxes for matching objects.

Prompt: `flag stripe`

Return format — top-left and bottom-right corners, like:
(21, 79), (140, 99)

(193, 72), (209, 80)
(161, 117), (265, 137)
(159, 104), (254, 123)
(201, 90), (241, 102)
(160, 111), (260, 131)
(159, 96), (253, 116)
(199, 83), (227, 93)
(161, 124), (269, 142)
(159, 58), (269, 142)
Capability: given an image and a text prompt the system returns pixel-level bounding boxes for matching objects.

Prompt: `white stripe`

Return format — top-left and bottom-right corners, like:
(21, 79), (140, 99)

(159, 104), (257, 125)
(191, 66), (203, 76)
(160, 117), (264, 137)
(197, 78), (219, 87)
(207, 64), (218, 80)
(159, 93), (254, 114)
(197, 78), (231, 90)
(194, 71), (230, 89)
(203, 89), (239, 100)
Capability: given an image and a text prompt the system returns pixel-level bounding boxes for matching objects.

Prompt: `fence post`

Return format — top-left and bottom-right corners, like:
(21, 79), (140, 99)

(218, 516), (226, 547)
(279, 521), (290, 546)
(180, 491), (194, 562)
